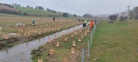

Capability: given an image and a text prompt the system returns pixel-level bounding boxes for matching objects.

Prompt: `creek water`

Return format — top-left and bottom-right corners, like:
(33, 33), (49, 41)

(0, 25), (82, 62)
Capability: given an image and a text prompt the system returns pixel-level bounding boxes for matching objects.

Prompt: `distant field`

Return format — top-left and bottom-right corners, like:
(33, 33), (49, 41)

(14, 7), (63, 16)
(90, 20), (138, 62)
(0, 16), (81, 35)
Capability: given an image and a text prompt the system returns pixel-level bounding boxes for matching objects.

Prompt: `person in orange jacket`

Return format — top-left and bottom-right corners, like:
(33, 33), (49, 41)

(90, 20), (94, 30)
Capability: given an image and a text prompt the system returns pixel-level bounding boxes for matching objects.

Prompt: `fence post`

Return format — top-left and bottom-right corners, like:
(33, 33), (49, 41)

(87, 40), (90, 58)
(93, 23), (97, 36)
(82, 48), (84, 62)
(90, 29), (93, 47)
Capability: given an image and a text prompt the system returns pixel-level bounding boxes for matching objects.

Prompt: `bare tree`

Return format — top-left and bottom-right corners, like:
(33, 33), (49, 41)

(83, 14), (92, 18)
(133, 7), (138, 19)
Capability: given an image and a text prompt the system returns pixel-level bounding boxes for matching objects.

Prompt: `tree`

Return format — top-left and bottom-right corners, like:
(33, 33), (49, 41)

(27, 5), (30, 8)
(12, 3), (20, 7)
(108, 15), (118, 23)
(73, 14), (77, 17)
(133, 7), (138, 19)
(83, 14), (92, 18)
(35, 6), (44, 10)
(63, 13), (69, 17)
(129, 10), (135, 19)
(47, 8), (56, 13)
(119, 16), (127, 22)
(23, 12), (28, 15)
(109, 15), (118, 21)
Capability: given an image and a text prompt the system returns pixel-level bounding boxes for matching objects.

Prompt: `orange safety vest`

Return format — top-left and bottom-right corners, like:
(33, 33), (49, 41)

(90, 21), (94, 28)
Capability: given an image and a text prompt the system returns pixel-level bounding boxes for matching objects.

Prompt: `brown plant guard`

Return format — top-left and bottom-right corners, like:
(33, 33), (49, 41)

(56, 42), (61, 47)
(24, 32), (30, 38)
(4, 34), (9, 39)
(74, 32), (77, 35)
(38, 32), (41, 35)
(64, 37), (68, 42)
(81, 34), (84, 39)
(78, 38), (82, 42)
(48, 37), (52, 43)
(38, 58), (43, 62)
(71, 47), (75, 55)
(62, 57), (68, 62)
(84, 33), (87, 37)
(48, 48), (55, 55)
(87, 29), (90, 32)
(72, 41), (76, 47)
(17, 33), (21, 36)
(71, 34), (74, 38)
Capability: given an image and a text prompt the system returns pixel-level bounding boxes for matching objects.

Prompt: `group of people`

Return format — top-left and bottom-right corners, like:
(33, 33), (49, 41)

(83, 20), (96, 30)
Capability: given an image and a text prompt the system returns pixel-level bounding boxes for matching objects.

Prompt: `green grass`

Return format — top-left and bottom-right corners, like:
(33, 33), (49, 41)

(32, 20), (138, 62)
(14, 7), (62, 16)
(31, 27), (90, 62)
(90, 21), (138, 62)
(0, 13), (18, 17)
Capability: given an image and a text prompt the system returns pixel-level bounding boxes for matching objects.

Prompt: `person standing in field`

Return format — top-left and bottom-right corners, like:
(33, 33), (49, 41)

(53, 17), (55, 22)
(90, 20), (94, 30)
(83, 20), (87, 27)
(32, 20), (35, 25)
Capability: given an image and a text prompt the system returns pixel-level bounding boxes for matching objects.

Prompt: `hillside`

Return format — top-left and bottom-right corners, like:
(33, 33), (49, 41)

(0, 3), (19, 14)
(14, 7), (63, 16)
(0, 3), (63, 17)
(0, 4), (17, 11)
(0, 3), (81, 18)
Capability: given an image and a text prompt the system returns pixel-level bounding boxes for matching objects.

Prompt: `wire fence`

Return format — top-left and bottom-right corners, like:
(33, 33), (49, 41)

(81, 21), (98, 62)
(37, 21), (99, 62)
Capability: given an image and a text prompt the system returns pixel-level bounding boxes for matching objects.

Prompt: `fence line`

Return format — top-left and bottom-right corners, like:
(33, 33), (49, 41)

(37, 21), (99, 62)
(81, 21), (98, 62)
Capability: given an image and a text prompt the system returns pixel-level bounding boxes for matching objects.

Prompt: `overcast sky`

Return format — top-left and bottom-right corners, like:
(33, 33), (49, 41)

(1, 0), (138, 16)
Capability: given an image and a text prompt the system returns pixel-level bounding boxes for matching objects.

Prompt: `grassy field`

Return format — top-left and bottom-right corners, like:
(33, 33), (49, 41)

(0, 13), (19, 17)
(90, 20), (138, 62)
(31, 20), (138, 62)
